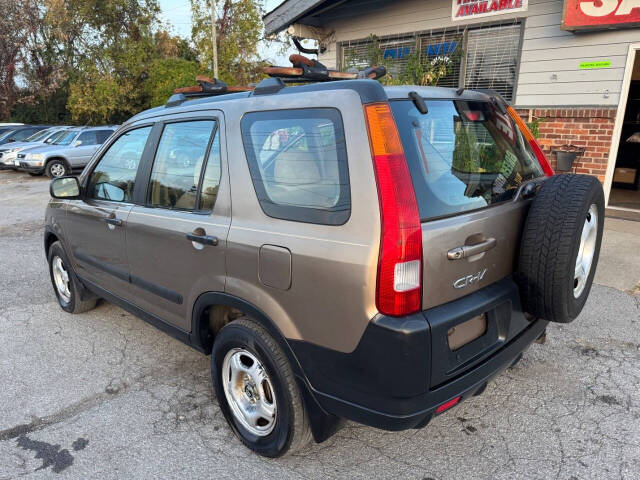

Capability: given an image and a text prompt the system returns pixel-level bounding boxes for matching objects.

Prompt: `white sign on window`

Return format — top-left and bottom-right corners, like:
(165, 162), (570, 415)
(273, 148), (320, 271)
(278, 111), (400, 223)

(452, 0), (528, 21)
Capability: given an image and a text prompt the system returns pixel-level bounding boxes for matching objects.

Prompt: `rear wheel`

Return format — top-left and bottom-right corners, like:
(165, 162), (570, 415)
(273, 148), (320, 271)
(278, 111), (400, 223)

(46, 159), (68, 178)
(518, 174), (604, 323)
(211, 318), (311, 457)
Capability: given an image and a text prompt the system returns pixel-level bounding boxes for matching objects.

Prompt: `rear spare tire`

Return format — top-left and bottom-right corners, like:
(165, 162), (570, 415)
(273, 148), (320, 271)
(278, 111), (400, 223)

(518, 174), (604, 323)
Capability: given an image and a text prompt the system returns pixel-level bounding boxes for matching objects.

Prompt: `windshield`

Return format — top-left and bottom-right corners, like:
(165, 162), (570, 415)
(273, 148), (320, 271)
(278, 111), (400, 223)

(25, 129), (52, 142)
(45, 130), (67, 144)
(53, 131), (78, 145)
(0, 130), (17, 142)
(391, 99), (544, 221)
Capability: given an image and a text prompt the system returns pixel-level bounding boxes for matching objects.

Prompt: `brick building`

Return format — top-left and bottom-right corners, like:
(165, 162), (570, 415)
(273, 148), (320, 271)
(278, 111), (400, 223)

(265, 0), (640, 213)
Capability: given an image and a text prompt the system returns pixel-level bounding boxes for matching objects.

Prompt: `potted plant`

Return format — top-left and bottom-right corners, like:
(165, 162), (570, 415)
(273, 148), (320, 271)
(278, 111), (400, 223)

(552, 145), (585, 172)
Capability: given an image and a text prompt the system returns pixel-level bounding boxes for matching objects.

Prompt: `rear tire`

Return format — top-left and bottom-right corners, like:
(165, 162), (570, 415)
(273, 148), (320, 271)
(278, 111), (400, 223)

(47, 241), (97, 314)
(517, 174), (604, 323)
(211, 317), (312, 457)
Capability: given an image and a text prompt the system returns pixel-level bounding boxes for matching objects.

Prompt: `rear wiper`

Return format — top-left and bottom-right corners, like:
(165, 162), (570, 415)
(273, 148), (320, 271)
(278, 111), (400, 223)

(409, 91), (428, 115)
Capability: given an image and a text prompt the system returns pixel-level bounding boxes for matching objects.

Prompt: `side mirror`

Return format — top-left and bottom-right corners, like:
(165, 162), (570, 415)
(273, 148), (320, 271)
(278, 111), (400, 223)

(73, 140), (82, 147)
(94, 182), (125, 202)
(50, 176), (81, 199)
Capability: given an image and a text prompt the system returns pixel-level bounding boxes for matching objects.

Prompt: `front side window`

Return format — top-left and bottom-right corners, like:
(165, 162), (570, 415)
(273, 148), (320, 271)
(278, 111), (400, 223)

(147, 120), (216, 210)
(87, 127), (151, 203)
(392, 99), (544, 221)
(241, 108), (350, 225)
(77, 131), (98, 146)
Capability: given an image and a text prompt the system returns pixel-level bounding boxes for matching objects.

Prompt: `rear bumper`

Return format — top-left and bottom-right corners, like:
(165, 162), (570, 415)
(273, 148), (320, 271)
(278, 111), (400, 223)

(291, 277), (548, 431)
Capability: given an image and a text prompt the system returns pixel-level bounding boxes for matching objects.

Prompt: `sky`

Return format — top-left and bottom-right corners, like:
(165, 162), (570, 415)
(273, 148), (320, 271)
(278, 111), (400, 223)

(158, 0), (291, 64)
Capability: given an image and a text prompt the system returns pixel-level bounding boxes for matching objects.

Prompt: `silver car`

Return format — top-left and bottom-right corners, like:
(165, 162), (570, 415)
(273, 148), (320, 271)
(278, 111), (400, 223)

(0, 127), (70, 170)
(18, 127), (117, 177)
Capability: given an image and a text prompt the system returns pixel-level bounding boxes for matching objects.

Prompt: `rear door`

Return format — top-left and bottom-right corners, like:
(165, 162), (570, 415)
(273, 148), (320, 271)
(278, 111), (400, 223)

(391, 97), (546, 384)
(123, 114), (230, 331)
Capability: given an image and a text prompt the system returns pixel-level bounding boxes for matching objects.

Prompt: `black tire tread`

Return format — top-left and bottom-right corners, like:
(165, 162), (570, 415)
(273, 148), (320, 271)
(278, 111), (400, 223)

(518, 174), (604, 322)
(48, 241), (97, 314)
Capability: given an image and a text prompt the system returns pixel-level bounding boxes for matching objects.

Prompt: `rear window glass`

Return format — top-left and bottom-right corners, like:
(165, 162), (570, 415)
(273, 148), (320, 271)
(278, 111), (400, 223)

(241, 108), (350, 225)
(391, 99), (544, 221)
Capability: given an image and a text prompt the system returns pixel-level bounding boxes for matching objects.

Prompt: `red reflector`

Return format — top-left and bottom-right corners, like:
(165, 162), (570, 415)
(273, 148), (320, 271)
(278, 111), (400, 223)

(436, 396), (461, 414)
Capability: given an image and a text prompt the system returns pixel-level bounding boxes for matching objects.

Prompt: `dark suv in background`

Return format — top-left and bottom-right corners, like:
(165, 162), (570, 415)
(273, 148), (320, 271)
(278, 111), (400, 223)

(45, 77), (604, 457)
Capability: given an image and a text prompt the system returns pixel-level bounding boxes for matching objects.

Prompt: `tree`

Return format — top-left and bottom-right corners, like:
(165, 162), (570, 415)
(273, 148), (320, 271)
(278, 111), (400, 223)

(66, 0), (163, 123)
(0, 0), (39, 120)
(147, 58), (201, 107)
(190, 0), (265, 85)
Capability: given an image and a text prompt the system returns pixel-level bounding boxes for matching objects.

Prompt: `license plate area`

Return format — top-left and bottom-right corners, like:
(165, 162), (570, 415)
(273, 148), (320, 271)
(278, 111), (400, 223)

(447, 314), (487, 351)
(424, 278), (530, 389)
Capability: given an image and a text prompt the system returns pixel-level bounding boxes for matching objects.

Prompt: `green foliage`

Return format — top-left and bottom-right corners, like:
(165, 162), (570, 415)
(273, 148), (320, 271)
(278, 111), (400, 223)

(527, 118), (541, 139)
(147, 58), (202, 107)
(190, 0), (266, 85)
(6, 0), (272, 123)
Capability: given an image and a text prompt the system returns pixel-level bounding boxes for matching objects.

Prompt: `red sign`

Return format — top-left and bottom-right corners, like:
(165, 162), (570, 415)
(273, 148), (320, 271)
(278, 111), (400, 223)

(562, 0), (640, 30)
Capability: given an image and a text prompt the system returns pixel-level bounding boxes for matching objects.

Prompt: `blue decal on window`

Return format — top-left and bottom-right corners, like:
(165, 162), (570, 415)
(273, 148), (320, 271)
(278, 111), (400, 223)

(425, 41), (457, 57)
(383, 46), (411, 60)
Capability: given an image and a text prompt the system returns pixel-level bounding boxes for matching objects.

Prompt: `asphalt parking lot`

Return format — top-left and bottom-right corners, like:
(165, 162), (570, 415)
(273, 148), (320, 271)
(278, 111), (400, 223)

(1, 169), (639, 479)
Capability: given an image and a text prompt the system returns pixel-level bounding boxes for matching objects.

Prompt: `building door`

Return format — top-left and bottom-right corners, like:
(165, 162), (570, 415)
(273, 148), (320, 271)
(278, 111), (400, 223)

(606, 47), (640, 215)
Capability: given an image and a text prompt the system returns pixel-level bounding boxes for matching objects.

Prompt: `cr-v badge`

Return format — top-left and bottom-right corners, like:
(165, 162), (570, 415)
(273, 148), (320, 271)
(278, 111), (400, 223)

(453, 268), (488, 289)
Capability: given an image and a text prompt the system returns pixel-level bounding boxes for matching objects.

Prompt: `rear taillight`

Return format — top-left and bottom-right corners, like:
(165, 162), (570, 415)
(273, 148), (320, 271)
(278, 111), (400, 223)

(364, 102), (422, 317)
(507, 106), (554, 177)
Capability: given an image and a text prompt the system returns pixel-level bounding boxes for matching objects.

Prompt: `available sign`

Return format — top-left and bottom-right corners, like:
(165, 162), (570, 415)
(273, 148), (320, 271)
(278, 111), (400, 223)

(562, 0), (640, 30)
(452, 0), (528, 21)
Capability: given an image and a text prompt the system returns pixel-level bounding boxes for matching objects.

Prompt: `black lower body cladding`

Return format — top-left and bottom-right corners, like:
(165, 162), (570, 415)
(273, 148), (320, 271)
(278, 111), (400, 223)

(517, 174), (605, 323)
(290, 277), (548, 431)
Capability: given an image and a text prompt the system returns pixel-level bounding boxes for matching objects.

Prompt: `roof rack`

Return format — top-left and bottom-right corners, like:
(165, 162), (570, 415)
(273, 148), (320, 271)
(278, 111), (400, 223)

(264, 54), (386, 83)
(166, 76), (254, 107)
(166, 55), (386, 107)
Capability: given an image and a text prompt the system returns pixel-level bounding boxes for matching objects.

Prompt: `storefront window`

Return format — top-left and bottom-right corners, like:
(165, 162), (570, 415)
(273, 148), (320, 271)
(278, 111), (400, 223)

(464, 24), (522, 101)
(341, 23), (522, 101)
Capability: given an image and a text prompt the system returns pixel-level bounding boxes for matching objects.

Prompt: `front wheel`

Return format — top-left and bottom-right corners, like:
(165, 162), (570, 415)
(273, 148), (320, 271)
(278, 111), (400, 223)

(211, 318), (311, 457)
(46, 159), (68, 178)
(47, 241), (97, 314)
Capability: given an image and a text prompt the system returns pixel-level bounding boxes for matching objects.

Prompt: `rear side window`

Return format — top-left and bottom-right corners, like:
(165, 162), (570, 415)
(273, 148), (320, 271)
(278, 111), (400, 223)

(391, 99), (544, 221)
(96, 130), (114, 144)
(241, 108), (350, 225)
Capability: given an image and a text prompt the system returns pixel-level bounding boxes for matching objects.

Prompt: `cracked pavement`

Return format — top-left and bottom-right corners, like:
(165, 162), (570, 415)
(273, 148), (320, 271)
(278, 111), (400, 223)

(1, 170), (639, 479)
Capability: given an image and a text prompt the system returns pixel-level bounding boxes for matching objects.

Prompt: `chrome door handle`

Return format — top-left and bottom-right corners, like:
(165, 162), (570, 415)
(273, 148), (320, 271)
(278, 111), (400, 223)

(186, 232), (218, 246)
(447, 237), (497, 260)
(104, 217), (123, 227)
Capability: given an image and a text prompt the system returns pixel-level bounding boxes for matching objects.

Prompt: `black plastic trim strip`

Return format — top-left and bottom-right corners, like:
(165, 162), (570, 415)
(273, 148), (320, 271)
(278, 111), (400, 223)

(73, 249), (129, 282)
(130, 274), (183, 305)
(79, 275), (191, 346)
(73, 249), (183, 304)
